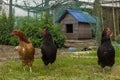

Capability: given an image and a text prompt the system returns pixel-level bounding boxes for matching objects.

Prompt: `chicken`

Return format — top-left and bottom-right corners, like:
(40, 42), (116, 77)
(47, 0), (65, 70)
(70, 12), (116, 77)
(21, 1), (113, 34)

(97, 27), (115, 71)
(12, 30), (35, 72)
(41, 29), (57, 66)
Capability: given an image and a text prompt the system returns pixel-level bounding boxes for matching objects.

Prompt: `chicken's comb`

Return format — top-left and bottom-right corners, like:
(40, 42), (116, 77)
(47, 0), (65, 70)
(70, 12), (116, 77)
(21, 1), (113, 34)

(42, 29), (47, 35)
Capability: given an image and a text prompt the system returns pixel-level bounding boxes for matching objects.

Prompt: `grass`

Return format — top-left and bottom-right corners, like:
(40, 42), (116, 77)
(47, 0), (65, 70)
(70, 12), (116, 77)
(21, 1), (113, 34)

(0, 50), (120, 80)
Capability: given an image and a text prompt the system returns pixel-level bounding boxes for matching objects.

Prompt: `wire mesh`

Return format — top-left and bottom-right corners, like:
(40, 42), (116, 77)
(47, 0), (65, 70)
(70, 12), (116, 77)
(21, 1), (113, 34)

(0, 0), (120, 46)
(0, 0), (120, 72)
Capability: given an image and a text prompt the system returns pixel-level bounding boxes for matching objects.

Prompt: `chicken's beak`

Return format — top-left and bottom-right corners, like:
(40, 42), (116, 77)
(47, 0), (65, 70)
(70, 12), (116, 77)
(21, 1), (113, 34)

(11, 31), (16, 36)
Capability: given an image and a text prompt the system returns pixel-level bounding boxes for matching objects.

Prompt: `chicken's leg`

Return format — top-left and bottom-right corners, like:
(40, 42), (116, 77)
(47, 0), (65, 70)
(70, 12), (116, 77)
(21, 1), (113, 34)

(23, 67), (26, 71)
(30, 67), (32, 73)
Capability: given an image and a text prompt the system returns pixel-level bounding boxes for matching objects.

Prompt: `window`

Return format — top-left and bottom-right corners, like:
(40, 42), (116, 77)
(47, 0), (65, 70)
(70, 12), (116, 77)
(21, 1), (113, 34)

(66, 24), (73, 33)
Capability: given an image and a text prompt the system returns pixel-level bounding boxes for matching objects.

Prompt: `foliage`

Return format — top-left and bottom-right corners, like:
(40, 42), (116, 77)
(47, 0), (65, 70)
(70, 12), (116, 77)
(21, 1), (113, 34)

(38, 14), (66, 48)
(10, 14), (66, 48)
(0, 11), (65, 48)
(52, 24), (66, 48)
(115, 34), (120, 44)
(0, 11), (14, 45)
(0, 50), (120, 80)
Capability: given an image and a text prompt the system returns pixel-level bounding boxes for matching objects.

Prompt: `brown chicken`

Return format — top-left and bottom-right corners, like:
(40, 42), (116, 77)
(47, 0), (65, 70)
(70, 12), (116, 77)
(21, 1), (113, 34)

(12, 30), (35, 72)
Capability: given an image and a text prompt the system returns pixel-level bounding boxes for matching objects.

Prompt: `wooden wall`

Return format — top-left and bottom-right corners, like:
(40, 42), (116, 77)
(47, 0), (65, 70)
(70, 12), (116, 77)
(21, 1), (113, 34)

(61, 14), (79, 39)
(78, 23), (92, 39)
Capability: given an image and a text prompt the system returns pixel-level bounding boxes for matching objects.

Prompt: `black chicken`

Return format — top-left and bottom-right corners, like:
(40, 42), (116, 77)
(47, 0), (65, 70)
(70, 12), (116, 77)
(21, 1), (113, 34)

(97, 27), (115, 70)
(41, 29), (57, 66)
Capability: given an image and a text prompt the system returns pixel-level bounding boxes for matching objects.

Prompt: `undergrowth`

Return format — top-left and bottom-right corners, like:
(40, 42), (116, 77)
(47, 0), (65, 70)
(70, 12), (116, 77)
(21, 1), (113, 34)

(0, 50), (120, 80)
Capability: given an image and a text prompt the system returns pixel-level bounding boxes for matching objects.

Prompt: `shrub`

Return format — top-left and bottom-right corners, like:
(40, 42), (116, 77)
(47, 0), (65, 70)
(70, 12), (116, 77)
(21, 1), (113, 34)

(0, 11), (14, 45)
(38, 14), (66, 48)
(115, 34), (120, 44)
(0, 11), (66, 48)
(10, 15), (66, 48)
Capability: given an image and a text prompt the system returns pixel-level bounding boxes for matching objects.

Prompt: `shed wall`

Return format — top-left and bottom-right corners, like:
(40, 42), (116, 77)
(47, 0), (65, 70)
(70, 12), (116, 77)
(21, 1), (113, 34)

(78, 23), (92, 39)
(61, 14), (79, 39)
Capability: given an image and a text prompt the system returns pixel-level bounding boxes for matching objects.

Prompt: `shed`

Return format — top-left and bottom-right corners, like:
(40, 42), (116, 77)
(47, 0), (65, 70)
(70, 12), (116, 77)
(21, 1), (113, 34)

(57, 9), (96, 40)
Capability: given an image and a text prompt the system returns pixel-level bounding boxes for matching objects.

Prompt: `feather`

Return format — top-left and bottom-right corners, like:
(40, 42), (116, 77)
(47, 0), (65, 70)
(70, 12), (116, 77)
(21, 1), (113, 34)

(41, 29), (57, 66)
(97, 27), (115, 69)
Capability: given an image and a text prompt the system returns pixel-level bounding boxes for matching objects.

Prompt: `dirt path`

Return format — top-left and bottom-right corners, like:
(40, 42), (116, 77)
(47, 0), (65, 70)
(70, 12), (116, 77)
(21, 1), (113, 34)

(0, 39), (96, 62)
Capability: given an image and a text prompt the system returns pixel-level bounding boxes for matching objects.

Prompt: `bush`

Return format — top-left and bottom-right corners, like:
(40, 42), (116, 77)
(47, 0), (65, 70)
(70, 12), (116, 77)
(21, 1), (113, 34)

(10, 15), (66, 48)
(38, 14), (66, 48)
(0, 12), (66, 48)
(0, 11), (14, 45)
(51, 24), (66, 48)
(115, 35), (120, 44)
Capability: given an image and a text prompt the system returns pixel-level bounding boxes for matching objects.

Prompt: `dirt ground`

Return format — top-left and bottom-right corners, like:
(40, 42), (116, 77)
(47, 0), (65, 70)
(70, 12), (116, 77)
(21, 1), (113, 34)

(0, 39), (96, 62)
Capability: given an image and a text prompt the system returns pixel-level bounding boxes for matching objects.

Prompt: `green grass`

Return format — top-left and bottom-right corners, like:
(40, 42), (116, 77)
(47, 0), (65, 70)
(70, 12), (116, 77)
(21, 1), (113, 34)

(0, 50), (120, 80)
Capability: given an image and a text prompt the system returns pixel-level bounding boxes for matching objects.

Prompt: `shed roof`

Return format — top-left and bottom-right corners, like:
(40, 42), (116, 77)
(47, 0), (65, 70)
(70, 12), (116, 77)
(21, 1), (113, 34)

(57, 9), (96, 23)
